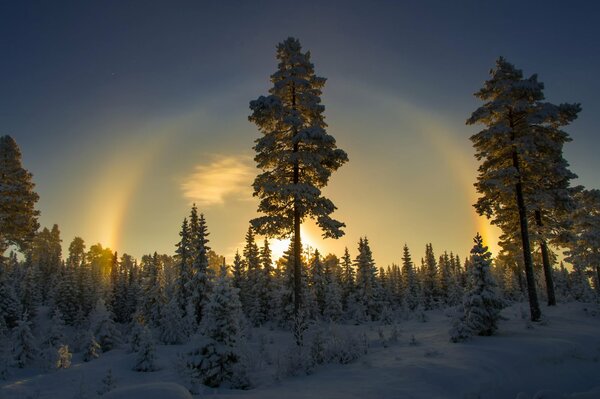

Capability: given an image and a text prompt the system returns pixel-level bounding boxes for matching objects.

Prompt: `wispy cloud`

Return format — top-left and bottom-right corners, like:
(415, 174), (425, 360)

(181, 155), (254, 206)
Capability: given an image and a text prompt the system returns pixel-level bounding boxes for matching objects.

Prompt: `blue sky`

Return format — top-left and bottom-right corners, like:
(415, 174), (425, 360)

(2, 1), (599, 264)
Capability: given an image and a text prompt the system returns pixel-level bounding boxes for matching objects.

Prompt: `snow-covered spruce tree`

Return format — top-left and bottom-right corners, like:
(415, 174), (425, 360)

(340, 247), (355, 311)
(0, 135), (40, 256)
(0, 274), (22, 329)
(12, 311), (39, 368)
(565, 188), (600, 298)
(54, 262), (79, 325)
(323, 255), (343, 322)
(82, 330), (101, 362)
(160, 297), (186, 345)
(242, 226), (263, 325)
(43, 309), (67, 366)
(249, 37), (348, 317)
(134, 325), (157, 372)
(175, 217), (192, 314)
(55, 344), (71, 369)
(186, 268), (247, 388)
(309, 249), (327, 317)
(19, 256), (41, 318)
(468, 57), (580, 319)
(354, 238), (380, 320)
(401, 245), (420, 312)
(259, 239), (274, 323)
(451, 234), (504, 342)
(187, 213), (212, 325)
(422, 244), (439, 310)
(91, 299), (121, 352)
(140, 252), (165, 327)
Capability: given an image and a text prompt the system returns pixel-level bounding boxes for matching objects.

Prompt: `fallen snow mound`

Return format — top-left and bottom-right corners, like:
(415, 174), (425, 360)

(104, 382), (192, 399)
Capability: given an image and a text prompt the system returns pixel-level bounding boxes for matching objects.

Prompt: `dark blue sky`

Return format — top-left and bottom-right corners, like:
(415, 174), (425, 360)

(2, 1), (599, 262)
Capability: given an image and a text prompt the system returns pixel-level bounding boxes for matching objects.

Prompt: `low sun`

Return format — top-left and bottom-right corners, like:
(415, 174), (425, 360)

(268, 225), (320, 262)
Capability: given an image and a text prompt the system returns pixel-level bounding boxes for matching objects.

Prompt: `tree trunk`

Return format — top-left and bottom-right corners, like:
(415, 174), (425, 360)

(596, 265), (600, 296)
(291, 83), (302, 316)
(513, 149), (542, 321)
(535, 210), (556, 306)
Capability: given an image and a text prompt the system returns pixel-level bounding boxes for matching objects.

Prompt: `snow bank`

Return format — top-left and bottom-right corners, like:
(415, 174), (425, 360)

(104, 382), (192, 399)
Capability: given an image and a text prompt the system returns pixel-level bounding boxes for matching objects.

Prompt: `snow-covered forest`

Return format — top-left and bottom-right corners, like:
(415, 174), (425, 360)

(2, 37), (600, 399)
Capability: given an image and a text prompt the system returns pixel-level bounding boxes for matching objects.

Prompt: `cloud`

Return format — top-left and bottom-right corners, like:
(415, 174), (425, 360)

(181, 155), (254, 206)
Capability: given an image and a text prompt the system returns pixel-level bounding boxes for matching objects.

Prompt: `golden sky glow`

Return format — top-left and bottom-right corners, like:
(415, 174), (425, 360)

(181, 155), (254, 206)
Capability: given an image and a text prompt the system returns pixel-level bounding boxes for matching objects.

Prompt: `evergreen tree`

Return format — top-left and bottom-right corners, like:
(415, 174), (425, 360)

(140, 252), (165, 327)
(134, 325), (157, 372)
(422, 244), (439, 310)
(12, 311), (39, 368)
(187, 213), (212, 325)
(91, 300), (121, 352)
(159, 297), (186, 345)
(323, 254), (343, 321)
(231, 250), (245, 291)
(55, 263), (79, 325)
(20, 255), (40, 318)
(401, 245), (420, 311)
(0, 274), (22, 329)
(0, 135), (40, 255)
(175, 217), (192, 314)
(565, 188), (600, 298)
(354, 238), (380, 320)
(82, 330), (101, 362)
(55, 344), (71, 369)
(186, 270), (246, 388)
(451, 234), (504, 342)
(260, 239), (274, 322)
(242, 227), (263, 325)
(339, 247), (355, 310)
(468, 57), (580, 320)
(249, 37), (349, 316)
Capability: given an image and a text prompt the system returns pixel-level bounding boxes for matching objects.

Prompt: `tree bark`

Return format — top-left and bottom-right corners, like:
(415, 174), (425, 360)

(535, 210), (556, 306)
(291, 83), (302, 316)
(513, 149), (542, 321)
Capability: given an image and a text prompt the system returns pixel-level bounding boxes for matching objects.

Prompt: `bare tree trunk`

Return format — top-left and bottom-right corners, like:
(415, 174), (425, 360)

(291, 84), (302, 316)
(513, 149), (542, 321)
(535, 210), (556, 306)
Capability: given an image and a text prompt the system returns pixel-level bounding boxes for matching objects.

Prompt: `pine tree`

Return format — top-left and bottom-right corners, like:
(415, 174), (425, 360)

(249, 37), (348, 316)
(231, 250), (245, 291)
(0, 135), (40, 255)
(468, 57), (580, 320)
(186, 271), (246, 388)
(451, 234), (504, 342)
(12, 311), (39, 368)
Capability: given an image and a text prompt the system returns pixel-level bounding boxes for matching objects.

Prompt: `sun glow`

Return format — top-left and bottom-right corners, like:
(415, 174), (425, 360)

(268, 224), (321, 263)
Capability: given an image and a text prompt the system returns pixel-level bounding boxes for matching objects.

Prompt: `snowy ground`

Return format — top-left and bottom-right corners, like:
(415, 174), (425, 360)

(2, 302), (600, 399)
